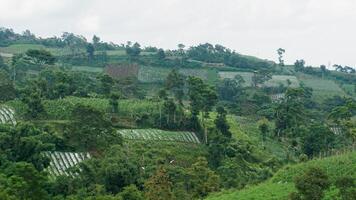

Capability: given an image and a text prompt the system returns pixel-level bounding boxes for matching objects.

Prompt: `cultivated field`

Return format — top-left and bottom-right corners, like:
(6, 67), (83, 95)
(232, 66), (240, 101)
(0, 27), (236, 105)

(44, 151), (91, 178)
(118, 129), (200, 144)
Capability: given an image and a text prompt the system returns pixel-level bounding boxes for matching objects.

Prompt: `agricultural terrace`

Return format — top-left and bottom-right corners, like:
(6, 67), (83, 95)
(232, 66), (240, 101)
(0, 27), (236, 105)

(44, 151), (91, 178)
(138, 66), (217, 83)
(6, 97), (161, 120)
(219, 72), (299, 88)
(0, 105), (16, 125)
(118, 129), (200, 144)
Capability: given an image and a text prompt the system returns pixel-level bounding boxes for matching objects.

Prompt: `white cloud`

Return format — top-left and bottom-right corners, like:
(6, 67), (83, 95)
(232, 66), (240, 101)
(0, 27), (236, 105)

(0, 0), (355, 66)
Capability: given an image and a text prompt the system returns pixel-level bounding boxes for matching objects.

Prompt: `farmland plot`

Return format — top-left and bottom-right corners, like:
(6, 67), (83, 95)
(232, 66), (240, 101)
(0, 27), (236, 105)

(44, 151), (91, 178)
(138, 66), (213, 83)
(264, 75), (299, 87)
(0, 105), (16, 125)
(118, 129), (200, 144)
(218, 71), (254, 86)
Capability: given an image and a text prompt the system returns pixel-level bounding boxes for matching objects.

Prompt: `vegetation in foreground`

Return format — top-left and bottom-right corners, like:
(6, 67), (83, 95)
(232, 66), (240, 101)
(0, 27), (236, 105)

(0, 27), (355, 199)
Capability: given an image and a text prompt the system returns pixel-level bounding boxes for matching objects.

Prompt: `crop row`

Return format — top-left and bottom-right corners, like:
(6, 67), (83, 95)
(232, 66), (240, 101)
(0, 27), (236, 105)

(117, 129), (201, 144)
(44, 151), (91, 177)
(0, 105), (16, 125)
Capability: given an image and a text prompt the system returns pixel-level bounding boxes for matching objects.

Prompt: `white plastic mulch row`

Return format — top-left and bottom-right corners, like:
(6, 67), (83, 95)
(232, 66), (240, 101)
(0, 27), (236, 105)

(330, 126), (343, 135)
(0, 106), (16, 125)
(117, 129), (201, 144)
(44, 151), (91, 177)
(270, 93), (285, 103)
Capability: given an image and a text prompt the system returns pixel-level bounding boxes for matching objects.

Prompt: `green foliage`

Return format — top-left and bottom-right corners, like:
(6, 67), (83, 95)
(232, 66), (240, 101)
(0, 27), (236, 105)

(292, 167), (330, 200)
(144, 167), (175, 200)
(25, 49), (56, 65)
(0, 162), (50, 200)
(335, 177), (356, 200)
(186, 157), (220, 199)
(207, 152), (356, 200)
(64, 105), (122, 151)
(0, 123), (54, 171)
(301, 123), (335, 157)
(118, 184), (144, 200)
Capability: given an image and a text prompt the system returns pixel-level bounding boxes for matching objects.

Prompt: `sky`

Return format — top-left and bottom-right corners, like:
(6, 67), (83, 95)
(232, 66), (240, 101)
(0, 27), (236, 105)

(1, 0), (356, 67)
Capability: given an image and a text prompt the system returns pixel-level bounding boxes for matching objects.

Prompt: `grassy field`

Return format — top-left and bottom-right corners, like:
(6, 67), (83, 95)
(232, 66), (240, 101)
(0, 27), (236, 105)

(218, 71), (254, 86)
(341, 84), (356, 98)
(264, 75), (299, 88)
(6, 96), (161, 120)
(71, 65), (104, 73)
(207, 152), (356, 200)
(219, 72), (299, 88)
(138, 66), (218, 83)
(297, 74), (347, 102)
(0, 44), (79, 56)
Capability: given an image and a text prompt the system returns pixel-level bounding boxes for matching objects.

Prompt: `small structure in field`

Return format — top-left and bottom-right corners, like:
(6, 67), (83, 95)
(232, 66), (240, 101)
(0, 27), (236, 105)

(104, 63), (139, 79)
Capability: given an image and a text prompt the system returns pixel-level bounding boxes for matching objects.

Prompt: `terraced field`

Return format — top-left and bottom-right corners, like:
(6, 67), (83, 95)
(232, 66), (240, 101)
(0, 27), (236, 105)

(219, 72), (299, 87)
(44, 151), (91, 178)
(297, 74), (347, 101)
(0, 44), (78, 56)
(117, 129), (201, 144)
(264, 75), (299, 87)
(0, 105), (16, 125)
(218, 71), (254, 86)
(138, 66), (214, 83)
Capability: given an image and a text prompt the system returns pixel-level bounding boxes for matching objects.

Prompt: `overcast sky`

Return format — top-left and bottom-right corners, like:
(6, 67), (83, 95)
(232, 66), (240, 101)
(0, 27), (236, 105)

(1, 0), (356, 67)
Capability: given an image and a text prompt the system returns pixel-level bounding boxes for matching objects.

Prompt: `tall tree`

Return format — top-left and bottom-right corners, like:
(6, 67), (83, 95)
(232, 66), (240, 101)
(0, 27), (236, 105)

(144, 167), (175, 200)
(291, 167), (330, 200)
(187, 157), (220, 199)
(277, 48), (285, 66)
(65, 105), (122, 152)
(165, 69), (184, 104)
(86, 43), (95, 61)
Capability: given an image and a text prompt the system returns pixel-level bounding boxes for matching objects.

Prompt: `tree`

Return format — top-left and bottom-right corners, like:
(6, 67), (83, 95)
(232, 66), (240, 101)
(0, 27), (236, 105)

(157, 48), (166, 60)
(1, 162), (50, 200)
(126, 42), (141, 62)
(165, 69), (184, 104)
(335, 177), (356, 200)
(187, 77), (218, 142)
(301, 123), (335, 158)
(274, 88), (309, 137)
(217, 75), (245, 102)
(0, 70), (16, 101)
(214, 106), (231, 138)
(25, 49), (56, 65)
(119, 185), (144, 200)
(162, 98), (177, 125)
(86, 43), (95, 60)
(109, 93), (120, 113)
(292, 167), (330, 200)
(294, 60), (305, 72)
(65, 105), (122, 152)
(187, 157), (220, 198)
(208, 129), (229, 168)
(92, 35), (101, 46)
(258, 117), (269, 145)
(21, 90), (45, 119)
(144, 167), (175, 200)
(0, 123), (54, 171)
(251, 70), (272, 87)
(99, 74), (114, 96)
(320, 65), (327, 79)
(277, 48), (285, 66)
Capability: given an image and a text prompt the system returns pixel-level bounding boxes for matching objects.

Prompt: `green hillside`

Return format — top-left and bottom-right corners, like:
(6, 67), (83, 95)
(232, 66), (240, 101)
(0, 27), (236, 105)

(207, 152), (356, 200)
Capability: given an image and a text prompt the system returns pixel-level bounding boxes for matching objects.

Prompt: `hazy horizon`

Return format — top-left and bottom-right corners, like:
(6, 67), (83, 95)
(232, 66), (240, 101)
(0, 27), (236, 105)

(1, 0), (356, 67)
